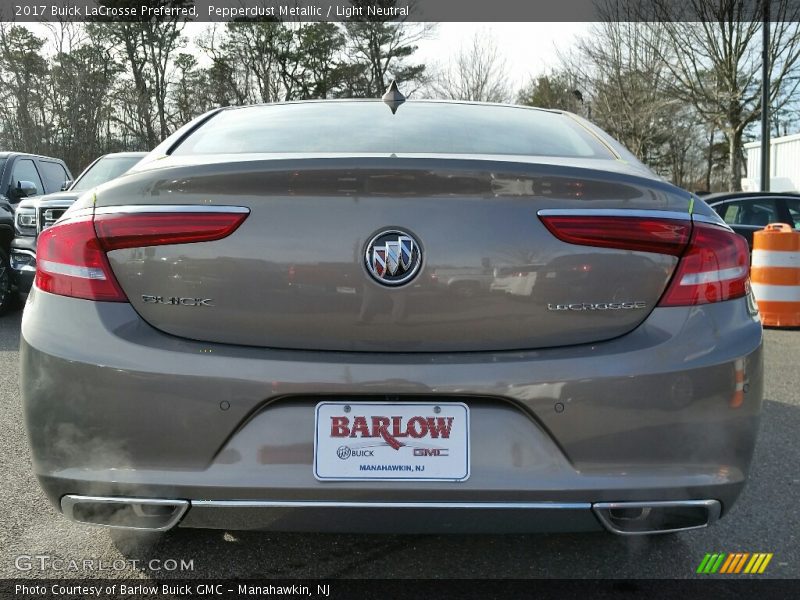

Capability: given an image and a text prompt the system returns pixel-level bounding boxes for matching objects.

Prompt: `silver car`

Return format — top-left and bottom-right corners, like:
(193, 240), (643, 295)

(21, 99), (763, 536)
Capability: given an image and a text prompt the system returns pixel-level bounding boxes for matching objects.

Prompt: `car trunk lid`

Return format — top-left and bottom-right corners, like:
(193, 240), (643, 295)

(99, 156), (691, 352)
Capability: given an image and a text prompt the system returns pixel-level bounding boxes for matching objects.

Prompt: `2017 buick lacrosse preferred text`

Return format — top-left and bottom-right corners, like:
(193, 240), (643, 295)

(21, 95), (763, 536)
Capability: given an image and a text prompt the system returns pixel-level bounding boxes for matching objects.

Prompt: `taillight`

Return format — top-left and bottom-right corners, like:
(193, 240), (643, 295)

(539, 215), (691, 256)
(35, 216), (127, 302)
(35, 209), (249, 302)
(659, 222), (750, 306)
(94, 212), (247, 251)
(538, 212), (750, 307)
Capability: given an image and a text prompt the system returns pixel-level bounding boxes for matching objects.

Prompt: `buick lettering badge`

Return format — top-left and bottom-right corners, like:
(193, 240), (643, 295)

(364, 229), (422, 286)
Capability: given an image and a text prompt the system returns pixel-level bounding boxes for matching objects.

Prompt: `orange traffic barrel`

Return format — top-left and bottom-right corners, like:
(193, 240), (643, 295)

(751, 223), (800, 326)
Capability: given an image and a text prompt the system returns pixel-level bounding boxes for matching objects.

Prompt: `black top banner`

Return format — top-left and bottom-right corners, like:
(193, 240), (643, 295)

(1, 0), (799, 23)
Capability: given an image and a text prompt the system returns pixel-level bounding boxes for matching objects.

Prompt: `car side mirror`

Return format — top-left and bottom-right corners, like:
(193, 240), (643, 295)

(14, 180), (38, 199)
(60, 180), (73, 191)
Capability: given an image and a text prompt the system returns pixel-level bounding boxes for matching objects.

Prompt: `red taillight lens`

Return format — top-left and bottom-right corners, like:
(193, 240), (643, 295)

(659, 223), (750, 306)
(35, 209), (249, 302)
(538, 213), (750, 307)
(94, 212), (247, 251)
(539, 216), (692, 256)
(35, 216), (127, 302)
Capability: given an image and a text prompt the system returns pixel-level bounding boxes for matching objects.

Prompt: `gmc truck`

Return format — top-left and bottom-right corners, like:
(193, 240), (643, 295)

(10, 151), (146, 297)
(0, 152), (72, 314)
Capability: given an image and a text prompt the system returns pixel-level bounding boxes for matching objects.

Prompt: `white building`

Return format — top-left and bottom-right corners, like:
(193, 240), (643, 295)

(743, 133), (800, 192)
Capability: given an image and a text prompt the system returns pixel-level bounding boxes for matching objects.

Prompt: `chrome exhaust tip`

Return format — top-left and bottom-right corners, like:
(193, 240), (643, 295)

(61, 495), (188, 531)
(592, 500), (721, 535)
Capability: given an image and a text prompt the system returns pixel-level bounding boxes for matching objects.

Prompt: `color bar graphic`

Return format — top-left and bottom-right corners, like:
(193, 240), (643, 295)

(698, 553), (773, 574)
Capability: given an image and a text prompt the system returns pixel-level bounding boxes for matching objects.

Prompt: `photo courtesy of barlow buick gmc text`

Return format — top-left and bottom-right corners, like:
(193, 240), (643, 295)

(1, 1), (799, 599)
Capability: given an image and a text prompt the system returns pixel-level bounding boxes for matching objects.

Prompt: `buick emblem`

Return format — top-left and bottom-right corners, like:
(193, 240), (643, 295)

(365, 229), (422, 286)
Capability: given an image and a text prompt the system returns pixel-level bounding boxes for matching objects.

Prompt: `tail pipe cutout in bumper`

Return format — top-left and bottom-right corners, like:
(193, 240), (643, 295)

(61, 495), (189, 532)
(60, 496), (721, 535)
(592, 500), (721, 535)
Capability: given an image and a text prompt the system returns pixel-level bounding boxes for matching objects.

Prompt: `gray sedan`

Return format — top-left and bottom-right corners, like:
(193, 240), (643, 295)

(20, 97), (763, 536)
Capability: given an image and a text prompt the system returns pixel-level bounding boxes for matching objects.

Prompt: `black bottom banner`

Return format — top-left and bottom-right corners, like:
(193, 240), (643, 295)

(2, 579), (798, 600)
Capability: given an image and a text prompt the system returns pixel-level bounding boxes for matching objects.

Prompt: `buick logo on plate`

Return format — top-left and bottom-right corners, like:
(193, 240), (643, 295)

(364, 229), (422, 286)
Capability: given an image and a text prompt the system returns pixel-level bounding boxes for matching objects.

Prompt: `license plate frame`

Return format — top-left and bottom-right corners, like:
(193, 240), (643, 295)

(313, 401), (470, 482)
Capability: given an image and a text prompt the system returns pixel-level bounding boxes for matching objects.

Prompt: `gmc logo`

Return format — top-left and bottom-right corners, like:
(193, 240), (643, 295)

(413, 448), (449, 457)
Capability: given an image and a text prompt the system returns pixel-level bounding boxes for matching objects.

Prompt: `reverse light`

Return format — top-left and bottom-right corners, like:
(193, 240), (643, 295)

(658, 222), (750, 306)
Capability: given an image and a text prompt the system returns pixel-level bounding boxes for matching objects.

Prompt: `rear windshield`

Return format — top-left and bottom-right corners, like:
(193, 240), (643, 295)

(172, 102), (614, 159)
(72, 156), (143, 192)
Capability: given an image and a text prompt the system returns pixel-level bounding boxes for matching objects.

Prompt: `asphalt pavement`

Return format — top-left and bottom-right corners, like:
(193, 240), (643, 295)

(1, 306), (797, 580)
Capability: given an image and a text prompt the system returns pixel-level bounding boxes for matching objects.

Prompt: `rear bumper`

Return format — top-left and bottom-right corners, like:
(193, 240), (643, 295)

(57, 496), (723, 534)
(21, 289), (764, 533)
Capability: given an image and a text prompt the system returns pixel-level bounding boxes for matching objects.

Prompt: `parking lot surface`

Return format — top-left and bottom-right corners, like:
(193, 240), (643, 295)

(1, 307), (798, 579)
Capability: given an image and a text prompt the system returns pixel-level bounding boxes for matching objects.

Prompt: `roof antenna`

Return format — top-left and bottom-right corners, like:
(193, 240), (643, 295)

(382, 80), (405, 114)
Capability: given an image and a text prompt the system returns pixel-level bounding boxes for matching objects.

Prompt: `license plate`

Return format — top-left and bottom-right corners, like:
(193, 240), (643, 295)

(314, 402), (470, 481)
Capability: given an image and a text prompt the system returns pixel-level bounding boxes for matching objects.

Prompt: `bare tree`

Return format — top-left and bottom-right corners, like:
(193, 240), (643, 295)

(222, 20), (285, 103)
(527, 16), (709, 186)
(195, 24), (252, 106)
(568, 18), (682, 165)
(0, 25), (50, 154)
(343, 1), (434, 97)
(0, 18), (433, 167)
(648, 0), (800, 191)
(42, 19), (87, 57)
(49, 33), (121, 169)
(89, 1), (190, 148)
(432, 31), (512, 103)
